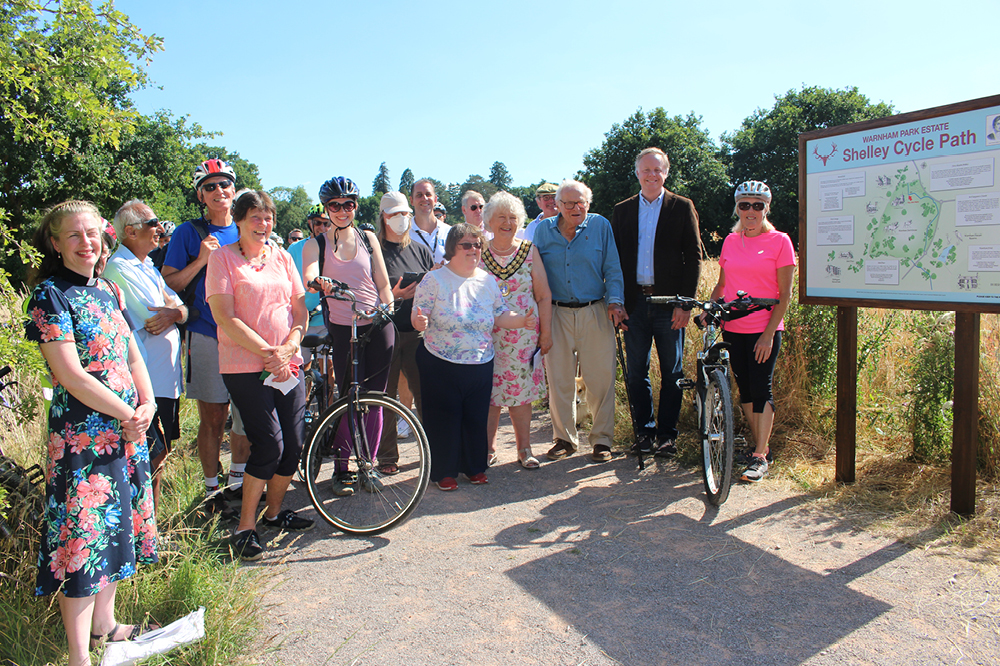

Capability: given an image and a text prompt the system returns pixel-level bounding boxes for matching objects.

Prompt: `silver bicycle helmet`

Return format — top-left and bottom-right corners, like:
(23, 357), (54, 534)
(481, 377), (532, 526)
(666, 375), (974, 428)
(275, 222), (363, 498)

(734, 180), (772, 204)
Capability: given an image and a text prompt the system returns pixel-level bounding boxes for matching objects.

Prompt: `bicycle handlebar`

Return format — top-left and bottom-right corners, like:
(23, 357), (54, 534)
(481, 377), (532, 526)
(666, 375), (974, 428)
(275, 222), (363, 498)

(308, 278), (394, 326)
(647, 292), (779, 325)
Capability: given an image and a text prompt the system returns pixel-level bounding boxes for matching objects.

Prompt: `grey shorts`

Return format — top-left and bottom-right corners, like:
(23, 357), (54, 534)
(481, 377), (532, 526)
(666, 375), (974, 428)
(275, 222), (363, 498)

(230, 400), (245, 436)
(186, 331), (230, 403)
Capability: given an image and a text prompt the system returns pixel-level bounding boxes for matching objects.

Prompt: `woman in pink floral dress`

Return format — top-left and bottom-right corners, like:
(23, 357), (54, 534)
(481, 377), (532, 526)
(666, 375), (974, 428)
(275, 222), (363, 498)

(479, 192), (552, 468)
(26, 201), (158, 666)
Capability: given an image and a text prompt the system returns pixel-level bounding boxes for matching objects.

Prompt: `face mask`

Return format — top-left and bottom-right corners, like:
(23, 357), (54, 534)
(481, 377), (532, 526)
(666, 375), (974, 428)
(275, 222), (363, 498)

(386, 213), (410, 235)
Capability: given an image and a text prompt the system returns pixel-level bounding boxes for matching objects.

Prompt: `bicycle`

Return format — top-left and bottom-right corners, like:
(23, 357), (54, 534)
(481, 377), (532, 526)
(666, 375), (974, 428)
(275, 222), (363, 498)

(296, 331), (337, 482)
(301, 279), (430, 535)
(646, 292), (777, 506)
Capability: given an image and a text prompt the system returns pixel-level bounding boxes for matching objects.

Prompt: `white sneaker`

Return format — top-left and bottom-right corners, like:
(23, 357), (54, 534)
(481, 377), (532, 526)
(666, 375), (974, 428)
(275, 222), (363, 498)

(397, 419), (412, 438)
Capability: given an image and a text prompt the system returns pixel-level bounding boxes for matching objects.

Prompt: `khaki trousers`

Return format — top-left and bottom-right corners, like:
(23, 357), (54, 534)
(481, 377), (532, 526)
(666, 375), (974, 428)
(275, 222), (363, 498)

(547, 300), (617, 449)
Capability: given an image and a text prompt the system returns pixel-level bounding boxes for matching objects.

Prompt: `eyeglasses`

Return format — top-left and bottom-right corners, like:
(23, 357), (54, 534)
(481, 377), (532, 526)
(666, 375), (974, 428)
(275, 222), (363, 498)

(200, 181), (233, 193)
(559, 200), (587, 209)
(737, 201), (767, 212)
(434, 211), (445, 218)
(538, 194), (556, 203)
(325, 201), (357, 212)
(137, 218), (161, 228)
(468, 204), (485, 211)
(311, 218), (332, 228)
(457, 241), (483, 251)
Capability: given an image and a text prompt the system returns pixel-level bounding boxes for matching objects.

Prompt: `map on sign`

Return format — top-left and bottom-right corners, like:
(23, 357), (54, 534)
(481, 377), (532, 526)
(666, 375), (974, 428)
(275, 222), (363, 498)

(803, 103), (1000, 307)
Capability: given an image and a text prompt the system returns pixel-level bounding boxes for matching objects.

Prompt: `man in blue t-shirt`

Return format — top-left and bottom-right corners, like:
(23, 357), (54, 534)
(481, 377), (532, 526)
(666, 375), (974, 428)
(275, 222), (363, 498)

(162, 159), (250, 515)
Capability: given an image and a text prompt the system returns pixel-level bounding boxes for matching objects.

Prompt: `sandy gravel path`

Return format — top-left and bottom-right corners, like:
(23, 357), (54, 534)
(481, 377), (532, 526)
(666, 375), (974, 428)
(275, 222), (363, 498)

(251, 414), (998, 665)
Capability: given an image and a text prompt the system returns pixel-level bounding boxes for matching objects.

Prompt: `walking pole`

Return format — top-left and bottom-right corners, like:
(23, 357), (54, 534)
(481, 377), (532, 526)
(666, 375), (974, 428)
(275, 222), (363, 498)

(615, 325), (644, 471)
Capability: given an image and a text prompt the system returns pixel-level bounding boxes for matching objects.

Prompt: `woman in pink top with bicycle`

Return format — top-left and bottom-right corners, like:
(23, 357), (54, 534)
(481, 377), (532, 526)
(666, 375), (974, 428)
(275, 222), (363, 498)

(707, 181), (796, 483)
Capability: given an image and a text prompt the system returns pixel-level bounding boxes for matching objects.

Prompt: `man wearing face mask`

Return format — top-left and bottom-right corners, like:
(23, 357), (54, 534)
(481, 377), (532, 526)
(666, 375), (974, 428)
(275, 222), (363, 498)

(375, 191), (434, 474)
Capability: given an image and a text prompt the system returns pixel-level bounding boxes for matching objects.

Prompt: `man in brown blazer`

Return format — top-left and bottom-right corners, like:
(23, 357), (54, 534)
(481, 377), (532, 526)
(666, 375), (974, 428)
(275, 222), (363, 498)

(611, 148), (702, 456)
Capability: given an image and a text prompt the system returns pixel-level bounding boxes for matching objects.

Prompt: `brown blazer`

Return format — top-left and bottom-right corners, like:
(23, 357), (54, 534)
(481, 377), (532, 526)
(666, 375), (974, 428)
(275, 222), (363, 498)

(611, 190), (703, 315)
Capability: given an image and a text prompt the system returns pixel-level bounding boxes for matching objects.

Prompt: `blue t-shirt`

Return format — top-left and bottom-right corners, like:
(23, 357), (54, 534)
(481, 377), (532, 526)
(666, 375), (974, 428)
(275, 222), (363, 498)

(286, 238), (323, 328)
(162, 217), (239, 338)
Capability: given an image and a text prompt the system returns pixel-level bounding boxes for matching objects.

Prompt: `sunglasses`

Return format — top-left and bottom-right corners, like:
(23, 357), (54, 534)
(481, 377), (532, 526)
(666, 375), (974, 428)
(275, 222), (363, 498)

(138, 218), (161, 228)
(738, 201), (766, 211)
(468, 204), (485, 211)
(457, 241), (483, 251)
(434, 211), (445, 218)
(200, 181), (233, 193)
(311, 218), (332, 227)
(325, 201), (357, 212)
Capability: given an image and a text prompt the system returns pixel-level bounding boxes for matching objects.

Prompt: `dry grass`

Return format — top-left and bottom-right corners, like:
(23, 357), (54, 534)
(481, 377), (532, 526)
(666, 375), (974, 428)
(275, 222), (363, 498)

(614, 258), (1000, 561)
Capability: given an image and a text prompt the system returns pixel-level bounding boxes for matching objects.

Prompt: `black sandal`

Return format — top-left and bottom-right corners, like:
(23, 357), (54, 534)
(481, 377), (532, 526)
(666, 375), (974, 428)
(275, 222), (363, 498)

(90, 620), (159, 650)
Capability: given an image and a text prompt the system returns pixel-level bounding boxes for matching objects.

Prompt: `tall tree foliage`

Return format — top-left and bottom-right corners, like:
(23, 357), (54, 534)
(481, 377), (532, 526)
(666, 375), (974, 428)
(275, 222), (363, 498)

(722, 85), (894, 244)
(0, 0), (161, 367)
(489, 161), (512, 191)
(398, 168), (414, 195)
(372, 161), (391, 196)
(269, 185), (312, 240)
(578, 108), (731, 252)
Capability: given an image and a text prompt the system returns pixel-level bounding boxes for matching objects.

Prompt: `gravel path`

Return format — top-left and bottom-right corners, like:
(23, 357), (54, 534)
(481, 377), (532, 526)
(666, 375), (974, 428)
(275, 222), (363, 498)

(250, 414), (998, 665)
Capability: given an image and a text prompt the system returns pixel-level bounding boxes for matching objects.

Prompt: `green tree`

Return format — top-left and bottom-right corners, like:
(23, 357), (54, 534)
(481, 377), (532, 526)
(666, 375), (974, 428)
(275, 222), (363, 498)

(722, 85), (894, 244)
(0, 0), (161, 367)
(372, 162), (391, 196)
(398, 168), (414, 195)
(578, 108), (731, 252)
(459, 175), (498, 202)
(356, 194), (381, 226)
(269, 185), (312, 240)
(489, 161), (512, 191)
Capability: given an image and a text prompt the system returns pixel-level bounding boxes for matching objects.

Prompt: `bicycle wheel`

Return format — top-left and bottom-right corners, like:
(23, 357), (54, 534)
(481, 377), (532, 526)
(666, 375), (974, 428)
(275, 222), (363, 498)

(304, 393), (430, 535)
(296, 367), (328, 482)
(702, 368), (735, 506)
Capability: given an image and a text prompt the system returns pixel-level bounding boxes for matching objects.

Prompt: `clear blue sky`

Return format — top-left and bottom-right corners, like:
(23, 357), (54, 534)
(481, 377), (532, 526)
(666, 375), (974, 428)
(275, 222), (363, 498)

(120, 0), (996, 201)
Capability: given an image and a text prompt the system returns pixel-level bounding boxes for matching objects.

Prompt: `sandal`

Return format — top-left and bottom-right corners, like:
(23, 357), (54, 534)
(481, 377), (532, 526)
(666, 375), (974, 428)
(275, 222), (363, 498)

(487, 452), (499, 467)
(89, 620), (159, 650)
(377, 462), (399, 476)
(518, 448), (540, 469)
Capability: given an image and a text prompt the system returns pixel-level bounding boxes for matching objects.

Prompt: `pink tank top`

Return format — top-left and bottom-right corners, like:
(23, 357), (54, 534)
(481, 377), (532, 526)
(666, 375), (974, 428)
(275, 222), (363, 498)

(323, 229), (380, 326)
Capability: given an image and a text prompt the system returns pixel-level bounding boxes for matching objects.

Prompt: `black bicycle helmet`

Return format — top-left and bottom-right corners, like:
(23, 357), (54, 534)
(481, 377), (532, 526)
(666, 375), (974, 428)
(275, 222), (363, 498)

(318, 177), (360, 204)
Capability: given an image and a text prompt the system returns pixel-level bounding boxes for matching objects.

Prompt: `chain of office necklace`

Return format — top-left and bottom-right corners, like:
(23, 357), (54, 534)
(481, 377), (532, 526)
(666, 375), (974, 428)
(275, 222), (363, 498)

(238, 239), (270, 271)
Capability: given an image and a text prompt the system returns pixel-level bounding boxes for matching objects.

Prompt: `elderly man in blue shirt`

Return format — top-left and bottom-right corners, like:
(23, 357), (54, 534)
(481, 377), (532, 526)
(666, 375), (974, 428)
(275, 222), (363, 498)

(534, 179), (626, 463)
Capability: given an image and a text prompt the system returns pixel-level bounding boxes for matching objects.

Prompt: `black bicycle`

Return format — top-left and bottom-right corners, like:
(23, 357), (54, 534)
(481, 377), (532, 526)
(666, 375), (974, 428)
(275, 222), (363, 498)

(296, 331), (336, 482)
(647, 292), (778, 506)
(302, 281), (430, 535)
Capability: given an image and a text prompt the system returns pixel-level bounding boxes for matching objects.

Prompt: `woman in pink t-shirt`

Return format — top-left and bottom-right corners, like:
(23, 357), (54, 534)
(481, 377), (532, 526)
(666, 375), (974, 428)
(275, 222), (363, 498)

(206, 190), (311, 561)
(708, 181), (796, 483)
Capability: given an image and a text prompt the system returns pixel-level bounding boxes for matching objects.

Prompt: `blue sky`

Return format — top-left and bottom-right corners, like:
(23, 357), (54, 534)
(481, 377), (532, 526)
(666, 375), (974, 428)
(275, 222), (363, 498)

(120, 0), (997, 200)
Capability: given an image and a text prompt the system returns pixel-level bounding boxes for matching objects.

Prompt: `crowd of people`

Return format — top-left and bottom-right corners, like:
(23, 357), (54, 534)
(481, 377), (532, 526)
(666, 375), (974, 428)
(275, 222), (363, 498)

(24, 149), (794, 663)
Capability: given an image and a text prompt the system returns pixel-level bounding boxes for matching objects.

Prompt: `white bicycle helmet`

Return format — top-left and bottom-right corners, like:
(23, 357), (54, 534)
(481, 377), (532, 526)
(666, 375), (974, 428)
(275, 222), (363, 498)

(193, 158), (236, 190)
(160, 220), (175, 236)
(734, 180), (772, 204)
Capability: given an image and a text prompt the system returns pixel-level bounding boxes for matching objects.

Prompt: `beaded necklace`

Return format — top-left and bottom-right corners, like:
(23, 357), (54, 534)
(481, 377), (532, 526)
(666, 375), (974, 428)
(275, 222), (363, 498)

(238, 239), (269, 271)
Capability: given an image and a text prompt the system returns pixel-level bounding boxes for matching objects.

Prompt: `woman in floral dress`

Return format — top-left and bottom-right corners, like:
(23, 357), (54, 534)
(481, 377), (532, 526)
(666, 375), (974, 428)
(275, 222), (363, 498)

(479, 192), (553, 468)
(26, 201), (158, 666)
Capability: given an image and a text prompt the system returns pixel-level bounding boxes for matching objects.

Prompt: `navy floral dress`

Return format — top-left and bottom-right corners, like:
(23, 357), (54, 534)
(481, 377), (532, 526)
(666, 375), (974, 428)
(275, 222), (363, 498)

(26, 267), (158, 598)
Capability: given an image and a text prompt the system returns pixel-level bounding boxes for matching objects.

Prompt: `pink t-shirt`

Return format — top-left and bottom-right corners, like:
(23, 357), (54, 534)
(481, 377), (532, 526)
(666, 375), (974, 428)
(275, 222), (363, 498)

(718, 230), (796, 334)
(205, 243), (305, 373)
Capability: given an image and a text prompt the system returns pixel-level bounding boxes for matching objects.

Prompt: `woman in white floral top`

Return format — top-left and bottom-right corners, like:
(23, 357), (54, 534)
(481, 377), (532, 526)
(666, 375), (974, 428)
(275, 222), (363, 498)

(412, 223), (536, 491)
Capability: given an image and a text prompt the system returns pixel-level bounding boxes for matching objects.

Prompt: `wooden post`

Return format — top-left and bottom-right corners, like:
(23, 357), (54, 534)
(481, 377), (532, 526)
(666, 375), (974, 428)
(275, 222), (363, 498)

(951, 312), (979, 516)
(836, 306), (858, 484)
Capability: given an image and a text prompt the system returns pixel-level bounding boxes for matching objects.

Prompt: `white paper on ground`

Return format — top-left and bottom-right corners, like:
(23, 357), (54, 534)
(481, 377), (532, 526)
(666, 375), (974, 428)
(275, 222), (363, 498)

(100, 606), (206, 666)
(263, 371), (301, 395)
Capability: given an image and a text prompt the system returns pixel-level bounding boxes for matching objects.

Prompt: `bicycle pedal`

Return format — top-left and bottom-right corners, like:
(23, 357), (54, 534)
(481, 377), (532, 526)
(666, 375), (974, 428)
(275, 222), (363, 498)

(676, 378), (696, 390)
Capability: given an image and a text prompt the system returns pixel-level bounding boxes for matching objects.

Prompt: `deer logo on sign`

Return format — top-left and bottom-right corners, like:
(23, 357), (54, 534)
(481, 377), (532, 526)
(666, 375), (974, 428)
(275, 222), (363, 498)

(813, 143), (838, 166)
